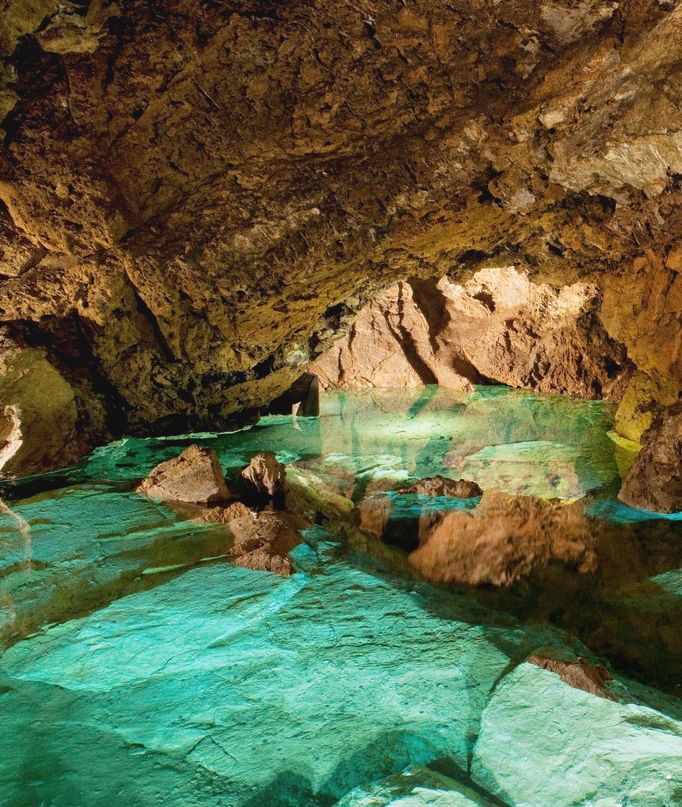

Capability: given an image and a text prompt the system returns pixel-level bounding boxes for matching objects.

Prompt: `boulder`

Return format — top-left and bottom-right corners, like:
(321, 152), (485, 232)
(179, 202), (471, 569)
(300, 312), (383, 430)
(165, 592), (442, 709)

(240, 451), (287, 505)
(136, 444), (232, 505)
(618, 402), (682, 513)
(408, 492), (597, 586)
(400, 476), (482, 498)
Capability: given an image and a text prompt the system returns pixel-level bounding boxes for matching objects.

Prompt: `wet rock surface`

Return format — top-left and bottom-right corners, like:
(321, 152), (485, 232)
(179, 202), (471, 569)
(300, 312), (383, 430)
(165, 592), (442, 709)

(238, 451), (287, 506)
(619, 402), (682, 513)
(136, 444), (232, 505)
(527, 652), (614, 700)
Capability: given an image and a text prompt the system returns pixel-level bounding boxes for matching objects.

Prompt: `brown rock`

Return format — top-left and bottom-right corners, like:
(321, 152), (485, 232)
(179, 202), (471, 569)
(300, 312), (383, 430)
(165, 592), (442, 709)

(527, 653), (614, 700)
(408, 492), (597, 587)
(312, 268), (631, 400)
(400, 476), (482, 498)
(210, 501), (308, 576)
(618, 403), (682, 513)
(137, 444), (232, 505)
(240, 452), (287, 503)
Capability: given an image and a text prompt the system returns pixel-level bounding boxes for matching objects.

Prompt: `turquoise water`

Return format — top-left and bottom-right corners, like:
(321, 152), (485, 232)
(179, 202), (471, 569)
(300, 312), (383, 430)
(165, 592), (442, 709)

(0, 386), (681, 806)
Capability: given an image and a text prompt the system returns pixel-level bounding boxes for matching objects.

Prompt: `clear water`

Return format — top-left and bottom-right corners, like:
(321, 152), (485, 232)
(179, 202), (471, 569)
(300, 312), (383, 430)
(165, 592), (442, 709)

(0, 386), (681, 806)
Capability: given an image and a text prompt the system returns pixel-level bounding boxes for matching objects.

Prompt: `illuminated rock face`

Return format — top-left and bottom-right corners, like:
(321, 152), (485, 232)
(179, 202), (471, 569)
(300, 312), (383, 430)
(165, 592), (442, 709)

(2, 2), (682, 474)
(312, 267), (632, 400)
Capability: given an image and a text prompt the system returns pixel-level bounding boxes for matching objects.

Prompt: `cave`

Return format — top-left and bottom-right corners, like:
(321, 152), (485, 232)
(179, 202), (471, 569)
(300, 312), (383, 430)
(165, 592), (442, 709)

(1, 2), (682, 805)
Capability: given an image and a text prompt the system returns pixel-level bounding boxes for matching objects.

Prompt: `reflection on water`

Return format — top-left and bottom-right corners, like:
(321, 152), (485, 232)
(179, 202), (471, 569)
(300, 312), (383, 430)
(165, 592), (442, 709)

(0, 386), (681, 806)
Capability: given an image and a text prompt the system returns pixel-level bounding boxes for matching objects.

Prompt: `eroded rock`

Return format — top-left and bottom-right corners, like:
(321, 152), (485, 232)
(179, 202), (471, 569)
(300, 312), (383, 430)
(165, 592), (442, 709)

(312, 268), (632, 399)
(408, 492), (597, 586)
(240, 451), (287, 505)
(618, 403), (682, 513)
(136, 444), (232, 505)
(205, 501), (307, 576)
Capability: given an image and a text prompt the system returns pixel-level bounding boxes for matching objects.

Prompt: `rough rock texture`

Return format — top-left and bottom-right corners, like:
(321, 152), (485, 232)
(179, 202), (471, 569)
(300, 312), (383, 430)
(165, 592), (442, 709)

(204, 501), (307, 576)
(408, 492), (598, 586)
(0, 340), (107, 476)
(136, 444), (231, 505)
(527, 653), (614, 700)
(3, 1), (682, 466)
(239, 451), (287, 505)
(618, 402), (682, 513)
(399, 476), (482, 499)
(312, 267), (632, 398)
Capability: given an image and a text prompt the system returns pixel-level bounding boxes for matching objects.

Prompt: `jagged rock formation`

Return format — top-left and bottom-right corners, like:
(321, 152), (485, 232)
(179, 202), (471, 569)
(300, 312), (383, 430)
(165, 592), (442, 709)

(618, 402), (682, 512)
(3, 2), (682, 472)
(136, 444), (232, 505)
(312, 266), (632, 398)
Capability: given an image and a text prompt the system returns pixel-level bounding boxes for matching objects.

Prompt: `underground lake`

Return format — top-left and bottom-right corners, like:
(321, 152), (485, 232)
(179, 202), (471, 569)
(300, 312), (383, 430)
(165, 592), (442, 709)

(0, 386), (680, 806)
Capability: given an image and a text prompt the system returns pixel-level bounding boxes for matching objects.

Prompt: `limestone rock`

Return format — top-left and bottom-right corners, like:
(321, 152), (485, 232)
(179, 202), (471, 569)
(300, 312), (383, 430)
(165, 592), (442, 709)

(615, 369), (680, 443)
(618, 403), (682, 513)
(136, 444), (231, 505)
(239, 451), (287, 505)
(312, 268), (632, 400)
(400, 476), (482, 498)
(310, 282), (473, 391)
(527, 653), (614, 700)
(267, 372), (320, 417)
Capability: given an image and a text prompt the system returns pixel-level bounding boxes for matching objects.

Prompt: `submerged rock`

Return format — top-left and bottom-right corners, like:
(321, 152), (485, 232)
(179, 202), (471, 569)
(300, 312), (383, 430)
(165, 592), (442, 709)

(408, 492), (597, 586)
(335, 764), (498, 806)
(471, 662), (682, 807)
(618, 402), (682, 513)
(527, 652), (614, 700)
(205, 501), (307, 576)
(400, 476), (482, 499)
(136, 444), (232, 505)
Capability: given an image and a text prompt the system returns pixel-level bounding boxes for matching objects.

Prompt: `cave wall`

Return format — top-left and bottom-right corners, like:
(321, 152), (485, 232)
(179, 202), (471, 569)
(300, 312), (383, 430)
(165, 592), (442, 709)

(2, 1), (682, 472)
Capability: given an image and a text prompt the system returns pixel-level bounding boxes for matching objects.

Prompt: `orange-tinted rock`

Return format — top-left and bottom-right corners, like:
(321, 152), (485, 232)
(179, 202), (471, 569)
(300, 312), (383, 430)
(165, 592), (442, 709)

(240, 452), (287, 504)
(312, 268), (631, 400)
(527, 654), (614, 700)
(618, 403), (682, 513)
(408, 492), (597, 587)
(210, 501), (308, 576)
(137, 444), (232, 505)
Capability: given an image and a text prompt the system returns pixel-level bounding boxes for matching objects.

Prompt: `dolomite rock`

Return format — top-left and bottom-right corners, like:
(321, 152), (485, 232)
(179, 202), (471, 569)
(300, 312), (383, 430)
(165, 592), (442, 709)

(399, 476), (482, 499)
(312, 267), (632, 399)
(618, 403), (682, 513)
(136, 444), (231, 505)
(408, 492), (598, 587)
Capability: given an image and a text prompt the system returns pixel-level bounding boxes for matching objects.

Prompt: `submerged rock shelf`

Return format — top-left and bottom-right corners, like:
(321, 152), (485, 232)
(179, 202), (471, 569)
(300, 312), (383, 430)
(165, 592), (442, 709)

(0, 387), (681, 806)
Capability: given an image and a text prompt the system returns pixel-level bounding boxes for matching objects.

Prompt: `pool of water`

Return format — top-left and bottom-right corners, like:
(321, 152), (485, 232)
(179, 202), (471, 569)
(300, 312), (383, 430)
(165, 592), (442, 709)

(0, 386), (681, 806)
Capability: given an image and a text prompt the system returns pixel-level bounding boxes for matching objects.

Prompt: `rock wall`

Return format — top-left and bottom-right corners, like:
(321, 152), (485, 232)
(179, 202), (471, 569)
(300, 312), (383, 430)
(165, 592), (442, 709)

(311, 266), (633, 400)
(2, 1), (682, 472)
